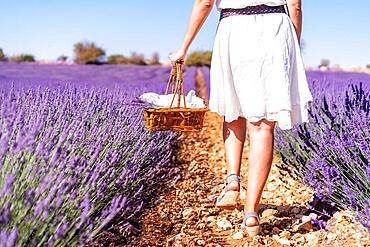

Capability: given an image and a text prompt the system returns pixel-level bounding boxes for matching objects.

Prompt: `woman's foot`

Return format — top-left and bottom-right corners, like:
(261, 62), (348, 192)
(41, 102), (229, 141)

(215, 174), (241, 210)
(241, 211), (261, 237)
(227, 179), (240, 191)
(244, 217), (259, 227)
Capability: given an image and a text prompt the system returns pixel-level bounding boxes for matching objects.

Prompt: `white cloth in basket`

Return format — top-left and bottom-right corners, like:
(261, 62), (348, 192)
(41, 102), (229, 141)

(139, 90), (206, 108)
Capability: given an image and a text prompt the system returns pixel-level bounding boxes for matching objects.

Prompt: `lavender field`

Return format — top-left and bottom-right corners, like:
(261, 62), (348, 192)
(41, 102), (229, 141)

(0, 64), (197, 246)
(1, 63), (369, 245)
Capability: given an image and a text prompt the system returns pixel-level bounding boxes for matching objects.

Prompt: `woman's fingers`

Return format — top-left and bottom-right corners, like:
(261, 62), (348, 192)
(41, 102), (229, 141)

(169, 49), (186, 66)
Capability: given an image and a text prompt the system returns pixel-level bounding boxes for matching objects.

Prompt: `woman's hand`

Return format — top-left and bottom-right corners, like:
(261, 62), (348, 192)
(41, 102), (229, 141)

(168, 0), (214, 66)
(169, 48), (187, 66)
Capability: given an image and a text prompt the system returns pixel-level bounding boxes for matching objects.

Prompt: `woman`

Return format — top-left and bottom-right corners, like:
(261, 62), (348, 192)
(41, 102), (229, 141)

(169, 0), (313, 237)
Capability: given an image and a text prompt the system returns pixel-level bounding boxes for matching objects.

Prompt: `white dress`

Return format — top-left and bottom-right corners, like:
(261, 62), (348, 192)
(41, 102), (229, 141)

(209, 0), (314, 130)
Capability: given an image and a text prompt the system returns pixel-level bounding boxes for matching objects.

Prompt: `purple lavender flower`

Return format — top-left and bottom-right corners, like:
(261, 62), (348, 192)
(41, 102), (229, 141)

(0, 174), (15, 197)
(273, 71), (370, 231)
(0, 63), (187, 245)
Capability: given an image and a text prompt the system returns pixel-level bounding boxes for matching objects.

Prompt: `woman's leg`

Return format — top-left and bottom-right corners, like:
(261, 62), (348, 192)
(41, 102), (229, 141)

(244, 118), (276, 226)
(222, 116), (247, 191)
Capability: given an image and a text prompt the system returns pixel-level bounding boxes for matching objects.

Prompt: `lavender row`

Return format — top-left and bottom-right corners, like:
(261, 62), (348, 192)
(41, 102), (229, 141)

(274, 72), (370, 230)
(0, 64), (197, 245)
(0, 63), (197, 97)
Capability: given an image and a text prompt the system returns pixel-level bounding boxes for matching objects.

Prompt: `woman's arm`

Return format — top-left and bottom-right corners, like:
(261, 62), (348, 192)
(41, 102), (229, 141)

(169, 0), (214, 65)
(286, 0), (303, 45)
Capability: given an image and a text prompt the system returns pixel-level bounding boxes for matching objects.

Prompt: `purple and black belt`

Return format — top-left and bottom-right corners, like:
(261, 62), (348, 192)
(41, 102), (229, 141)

(219, 4), (287, 21)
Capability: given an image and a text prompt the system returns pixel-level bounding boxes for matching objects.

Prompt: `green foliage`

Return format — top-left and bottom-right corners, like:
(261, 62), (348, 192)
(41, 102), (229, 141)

(107, 54), (129, 64)
(107, 52), (148, 65)
(0, 48), (5, 61)
(9, 54), (35, 63)
(73, 41), (106, 64)
(185, 51), (212, 67)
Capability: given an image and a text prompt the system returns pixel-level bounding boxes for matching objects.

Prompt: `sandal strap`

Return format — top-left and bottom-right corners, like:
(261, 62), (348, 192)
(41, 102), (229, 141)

(243, 211), (260, 224)
(225, 174), (240, 191)
(226, 174), (241, 185)
(216, 174), (241, 202)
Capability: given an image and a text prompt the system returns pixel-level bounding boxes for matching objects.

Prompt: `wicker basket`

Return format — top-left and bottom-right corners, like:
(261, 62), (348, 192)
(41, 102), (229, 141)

(144, 62), (208, 132)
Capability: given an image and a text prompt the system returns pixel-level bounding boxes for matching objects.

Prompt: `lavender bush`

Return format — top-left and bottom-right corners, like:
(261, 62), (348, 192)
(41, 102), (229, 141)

(274, 71), (370, 230)
(199, 66), (210, 101)
(0, 64), (197, 246)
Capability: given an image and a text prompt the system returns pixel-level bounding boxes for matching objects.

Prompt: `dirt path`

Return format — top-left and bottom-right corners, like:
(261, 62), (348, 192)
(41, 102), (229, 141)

(127, 69), (369, 246)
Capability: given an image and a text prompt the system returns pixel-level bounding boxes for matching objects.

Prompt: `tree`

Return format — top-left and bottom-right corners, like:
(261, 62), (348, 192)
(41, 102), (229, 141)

(148, 52), (161, 65)
(185, 51), (212, 67)
(9, 54), (35, 63)
(107, 54), (129, 64)
(73, 41), (106, 64)
(0, 48), (5, 61)
(320, 59), (330, 67)
(57, 55), (68, 62)
(128, 52), (146, 65)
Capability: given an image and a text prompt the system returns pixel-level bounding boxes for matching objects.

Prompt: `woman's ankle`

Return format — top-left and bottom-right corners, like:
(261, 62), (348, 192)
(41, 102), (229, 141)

(227, 180), (240, 191)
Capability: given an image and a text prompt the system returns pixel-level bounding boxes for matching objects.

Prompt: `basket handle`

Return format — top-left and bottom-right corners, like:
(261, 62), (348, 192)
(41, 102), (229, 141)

(165, 61), (187, 109)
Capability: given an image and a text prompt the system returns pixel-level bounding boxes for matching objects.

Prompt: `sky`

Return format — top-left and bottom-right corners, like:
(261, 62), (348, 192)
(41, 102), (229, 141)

(0, 0), (369, 68)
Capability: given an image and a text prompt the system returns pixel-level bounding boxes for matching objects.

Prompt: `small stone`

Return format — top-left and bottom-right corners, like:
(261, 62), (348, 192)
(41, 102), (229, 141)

(262, 208), (279, 218)
(296, 236), (306, 243)
(221, 167), (227, 174)
(232, 231), (244, 240)
(297, 221), (313, 231)
(326, 232), (336, 240)
(262, 191), (274, 199)
(196, 223), (206, 230)
(207, 194), (217, 201)
(272, 234), (280, 241)
(237, 211), (244, 219)
(267, 183), (277, 191)
(308, 212), (318, 220)
(272, 227), (280, 234)
(196, 239), (205, 246)
(182, 208), (194, 218)
(278, 238), (292, 246)
(280, 230), (291, 239)
(294, 214), (304, 219)
(291, 233), (302, 240)
(306, 234), (319, 245)
(277, 205), (290, 214)
(206, 216), (214, 223)
(216, 218), (233, 230)
(291, 207), (301, 214)
(301, 215), (312, 223)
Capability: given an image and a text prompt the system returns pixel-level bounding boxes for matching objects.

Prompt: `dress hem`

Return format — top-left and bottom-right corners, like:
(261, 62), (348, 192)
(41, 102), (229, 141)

(208, 102), (311, 131)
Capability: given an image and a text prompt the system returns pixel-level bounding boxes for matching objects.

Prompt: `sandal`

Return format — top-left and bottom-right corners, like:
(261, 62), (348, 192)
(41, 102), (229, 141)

(215, 173), (240, 210)
(241, 211), (261, 237)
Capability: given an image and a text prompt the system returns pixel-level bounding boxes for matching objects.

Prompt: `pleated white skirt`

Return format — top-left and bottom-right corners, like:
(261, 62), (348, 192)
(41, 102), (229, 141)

(209, 11), (313, 130)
